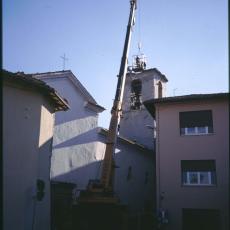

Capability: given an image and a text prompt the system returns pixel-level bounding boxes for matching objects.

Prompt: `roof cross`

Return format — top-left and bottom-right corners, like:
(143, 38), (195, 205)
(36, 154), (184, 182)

(60, 53), (68, 70)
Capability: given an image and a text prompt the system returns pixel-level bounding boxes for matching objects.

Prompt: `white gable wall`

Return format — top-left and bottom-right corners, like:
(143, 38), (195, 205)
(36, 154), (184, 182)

(37, 76), (100, 189)
(41, 77), (98, 125)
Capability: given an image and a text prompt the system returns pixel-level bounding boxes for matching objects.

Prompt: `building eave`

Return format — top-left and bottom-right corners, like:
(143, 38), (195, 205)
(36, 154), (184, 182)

(84, 101), (106, 113)
(143, 92), (229, 118)
(3, 70), (69, 111)
(32, 70), (105, 112)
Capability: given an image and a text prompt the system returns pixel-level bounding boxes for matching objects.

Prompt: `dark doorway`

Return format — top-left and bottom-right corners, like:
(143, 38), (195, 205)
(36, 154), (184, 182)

(182, 209), (221, 230)
(51, 181), (76, 230)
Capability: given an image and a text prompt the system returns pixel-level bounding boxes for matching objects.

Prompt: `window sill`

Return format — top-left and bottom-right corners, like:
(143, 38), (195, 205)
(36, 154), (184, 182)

(180, 133), (214, 137)
(182, 184), (216, 187)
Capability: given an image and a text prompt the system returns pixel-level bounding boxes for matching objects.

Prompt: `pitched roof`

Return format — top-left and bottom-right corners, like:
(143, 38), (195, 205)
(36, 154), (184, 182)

(144, 92), (229, 117)
(3, 70), (69, 111)
(32, 70), (105, 113)
(97, 127), (152, 153)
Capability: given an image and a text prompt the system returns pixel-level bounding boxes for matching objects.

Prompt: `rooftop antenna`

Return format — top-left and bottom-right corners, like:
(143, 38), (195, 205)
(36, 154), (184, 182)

(60, 53), (68, 70)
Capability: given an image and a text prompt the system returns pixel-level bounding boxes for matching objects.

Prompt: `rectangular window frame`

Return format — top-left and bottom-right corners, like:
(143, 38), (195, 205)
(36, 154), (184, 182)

(181, 160), (216, 187)
(183, 171), (214, 186)
(181, 126), (209, 135)
(179, 110), (213, 136)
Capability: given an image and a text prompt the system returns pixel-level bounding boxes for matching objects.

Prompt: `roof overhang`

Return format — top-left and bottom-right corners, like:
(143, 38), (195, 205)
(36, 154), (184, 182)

(3, 70), (69, 112)
(84, 101), (105, 113)
(143, 92), (229, 118)
(32, 70), (105, 112)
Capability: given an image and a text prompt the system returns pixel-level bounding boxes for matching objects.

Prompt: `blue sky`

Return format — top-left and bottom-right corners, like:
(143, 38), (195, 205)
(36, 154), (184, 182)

(3, 0), (228, 128)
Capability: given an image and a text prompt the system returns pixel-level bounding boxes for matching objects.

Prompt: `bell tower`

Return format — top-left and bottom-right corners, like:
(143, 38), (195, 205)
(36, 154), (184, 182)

(119, 56), (168, 149)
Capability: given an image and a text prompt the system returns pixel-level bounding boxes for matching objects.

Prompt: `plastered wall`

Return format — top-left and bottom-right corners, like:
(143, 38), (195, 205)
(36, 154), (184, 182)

(3, 83), (54, 230)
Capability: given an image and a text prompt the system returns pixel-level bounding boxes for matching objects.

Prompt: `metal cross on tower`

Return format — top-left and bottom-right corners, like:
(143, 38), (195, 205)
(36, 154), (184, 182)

(60, 53), (68, 70)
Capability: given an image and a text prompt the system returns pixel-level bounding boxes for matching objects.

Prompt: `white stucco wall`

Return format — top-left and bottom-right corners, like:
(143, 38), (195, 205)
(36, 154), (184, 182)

(115, 142), (154, 214)
(3, 83), (54, 230)
(120, 110), (155, 149)
(94, 132), (155, 214)
(37, 77), (100, 189)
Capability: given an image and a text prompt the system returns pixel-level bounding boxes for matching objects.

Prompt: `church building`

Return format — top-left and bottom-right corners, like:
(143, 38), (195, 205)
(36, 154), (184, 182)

(33, 62), (168, 229)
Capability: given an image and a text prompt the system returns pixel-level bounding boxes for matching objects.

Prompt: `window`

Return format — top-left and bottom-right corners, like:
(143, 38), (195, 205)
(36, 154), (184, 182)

(158, 81), (163, 98)
(179, 110), (213, 135)
(130, 80), (142, 110)
(181, 160), (216, 186)
(183, 171), (214, 185)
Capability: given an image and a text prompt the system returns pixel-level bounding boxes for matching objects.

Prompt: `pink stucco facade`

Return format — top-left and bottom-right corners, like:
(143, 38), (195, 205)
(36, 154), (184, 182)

(3, 71), (68, 230)
(154, 96), (229, 230)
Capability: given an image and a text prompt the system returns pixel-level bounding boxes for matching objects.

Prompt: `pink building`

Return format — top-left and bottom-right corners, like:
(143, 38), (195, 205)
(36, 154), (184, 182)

(144, 93), (229, 230)
(3, 70), (69, 230)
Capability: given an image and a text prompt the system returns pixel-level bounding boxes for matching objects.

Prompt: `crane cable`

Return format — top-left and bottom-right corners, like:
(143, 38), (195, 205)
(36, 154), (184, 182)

(137, 0), (142, 55)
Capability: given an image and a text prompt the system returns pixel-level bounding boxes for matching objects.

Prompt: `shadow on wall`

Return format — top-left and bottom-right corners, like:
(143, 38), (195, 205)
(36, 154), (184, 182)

(52, 160), (103, 187)
(51, 158), (156, 230)
(55, 107), (98, 126)
(53, 127), (99, 149)
(52, 144), (155, 213)
(51, 124), (103, 189)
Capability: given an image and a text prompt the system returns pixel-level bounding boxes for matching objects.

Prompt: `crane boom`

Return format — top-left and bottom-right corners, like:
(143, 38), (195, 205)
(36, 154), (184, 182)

(72, 3), (138, 230)
(77, 0), (137, 205)
(100, 0), (137, 190)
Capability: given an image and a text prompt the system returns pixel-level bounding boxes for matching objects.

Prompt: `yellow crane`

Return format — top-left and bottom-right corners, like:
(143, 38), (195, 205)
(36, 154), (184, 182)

(73, 1), (138, 229)
(78, 0), (137, 204)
